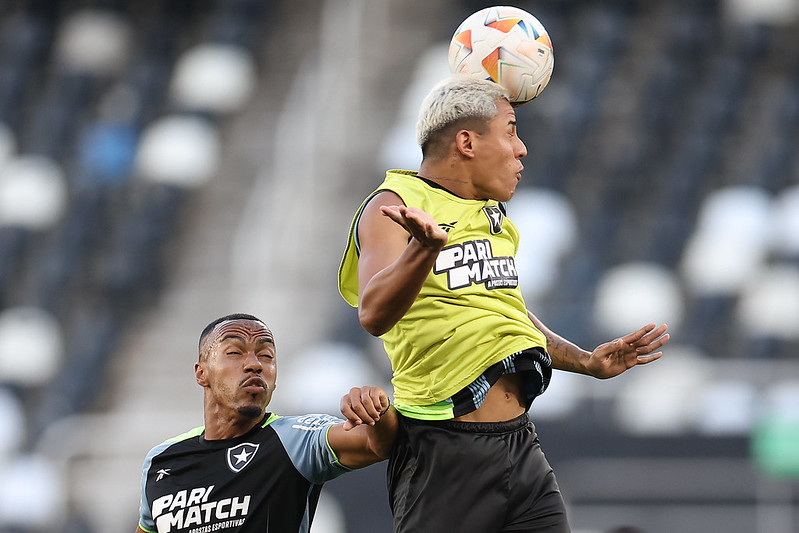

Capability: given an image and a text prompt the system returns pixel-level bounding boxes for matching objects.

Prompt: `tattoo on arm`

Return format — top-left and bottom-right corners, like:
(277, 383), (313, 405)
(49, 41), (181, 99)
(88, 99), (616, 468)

(529, 310), (590, 375)
(544, 332), (589, 374)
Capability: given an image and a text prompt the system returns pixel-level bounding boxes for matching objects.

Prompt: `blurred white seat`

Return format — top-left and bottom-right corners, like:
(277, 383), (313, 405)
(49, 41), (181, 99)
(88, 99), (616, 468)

(274, 342), (383, 415)
(695, 380), (756, 435)
(737, 264), (799, 340)
(725, 0), (799, 25)
(761, 380), (799, 419)
(171, 43), (256, 114)
(680, 186), (772, 296)
(0, 307), (64, 387)
(54, 9), (131, 75)
(0, 155), (67, 230)
(512, 187), (578, 302)
(613, 345), (710, 435)
(0, 454), (64, 529)
(135, 115), (220, 187)
(594, 261), (683, 337)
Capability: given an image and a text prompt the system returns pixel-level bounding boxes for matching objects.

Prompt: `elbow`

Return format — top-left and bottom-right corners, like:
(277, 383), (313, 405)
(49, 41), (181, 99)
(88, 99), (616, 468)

(372, 435), (396, 461)
(358, 308), (392, 337)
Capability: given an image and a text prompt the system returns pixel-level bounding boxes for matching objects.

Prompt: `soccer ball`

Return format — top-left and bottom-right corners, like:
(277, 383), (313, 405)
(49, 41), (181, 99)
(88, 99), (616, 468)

(448, 6), (554, 107)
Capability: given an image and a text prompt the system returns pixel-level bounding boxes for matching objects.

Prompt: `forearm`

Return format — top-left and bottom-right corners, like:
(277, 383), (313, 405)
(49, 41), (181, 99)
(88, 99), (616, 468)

(527, 311), (591, 375)
(367, 407), (398, 461)
(333, 408), (399, 469)
(359, 239), (440, 336)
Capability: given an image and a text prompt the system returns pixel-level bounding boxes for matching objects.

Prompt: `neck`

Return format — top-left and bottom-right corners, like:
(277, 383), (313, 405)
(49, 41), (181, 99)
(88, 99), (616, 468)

(203, 402), (265, 440)
(418, 161), (476, 200)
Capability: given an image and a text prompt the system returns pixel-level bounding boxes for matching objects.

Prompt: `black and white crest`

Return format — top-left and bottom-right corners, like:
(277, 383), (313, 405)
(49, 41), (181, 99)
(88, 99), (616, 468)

(483, 205), (504, 235)
(226, 442), (260, 473)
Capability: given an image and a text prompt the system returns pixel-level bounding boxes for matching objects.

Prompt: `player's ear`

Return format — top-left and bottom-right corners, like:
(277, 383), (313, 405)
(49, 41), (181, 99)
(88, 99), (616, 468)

(195, 362), (209, 387)
(455, 129), (476, 158)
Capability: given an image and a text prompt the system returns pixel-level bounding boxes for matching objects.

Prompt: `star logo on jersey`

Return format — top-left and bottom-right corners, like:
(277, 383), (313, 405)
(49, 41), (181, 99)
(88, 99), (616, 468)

(155, 469), (170, 482)
(226, 442), (260, 473)
(482, 205), (503, 234)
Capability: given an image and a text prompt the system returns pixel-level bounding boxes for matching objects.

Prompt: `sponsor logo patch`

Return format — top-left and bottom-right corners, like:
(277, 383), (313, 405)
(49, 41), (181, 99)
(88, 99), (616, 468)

(434, 239), (518, 290)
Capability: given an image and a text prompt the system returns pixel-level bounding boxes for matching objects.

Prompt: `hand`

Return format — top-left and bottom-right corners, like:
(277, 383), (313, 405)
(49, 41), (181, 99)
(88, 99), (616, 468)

(380, 205), (448, 251)
(340, 386), (391, 430)
(586, 323), (670, 379)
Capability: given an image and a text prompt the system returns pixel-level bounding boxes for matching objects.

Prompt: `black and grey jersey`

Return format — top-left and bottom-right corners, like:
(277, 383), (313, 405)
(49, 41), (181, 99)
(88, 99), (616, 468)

(138, 413), (350, 533)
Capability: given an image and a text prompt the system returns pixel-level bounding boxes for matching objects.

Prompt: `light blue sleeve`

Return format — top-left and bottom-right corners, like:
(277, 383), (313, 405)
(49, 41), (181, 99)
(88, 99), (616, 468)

(138, 426), (203, 532)
(269, 414), (352, 484)
(138, 443), (169, 532)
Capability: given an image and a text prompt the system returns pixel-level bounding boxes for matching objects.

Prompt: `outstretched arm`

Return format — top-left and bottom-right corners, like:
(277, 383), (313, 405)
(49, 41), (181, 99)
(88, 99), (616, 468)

(528, 311), (670, 378)
(357, 191), (448, 336)
(328, 386), (398, 469)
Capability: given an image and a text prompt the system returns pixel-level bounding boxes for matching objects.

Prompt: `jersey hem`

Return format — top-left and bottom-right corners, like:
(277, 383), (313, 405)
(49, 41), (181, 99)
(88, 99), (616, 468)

(394, 402), (455, 420)
(392, 338), (540, 409)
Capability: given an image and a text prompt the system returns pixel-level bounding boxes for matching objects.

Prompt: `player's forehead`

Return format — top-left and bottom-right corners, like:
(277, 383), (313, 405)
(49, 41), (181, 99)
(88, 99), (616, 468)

(211, 319), (274, 345)
(492, 99), (516, 125)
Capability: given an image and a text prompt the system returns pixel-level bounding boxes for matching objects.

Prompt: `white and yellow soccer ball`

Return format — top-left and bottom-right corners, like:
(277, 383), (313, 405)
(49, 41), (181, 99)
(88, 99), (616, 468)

(448, 5), (554, 107)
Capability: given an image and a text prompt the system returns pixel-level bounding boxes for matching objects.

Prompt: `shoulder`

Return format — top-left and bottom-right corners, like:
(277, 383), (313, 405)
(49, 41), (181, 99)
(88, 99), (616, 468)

(143, 425), (204, 464)
(267, 414), (343, 457)
(267, 414), (351, 483)
(366, 170), (440, 209)
(165, 425), (205, 443)
(268, 414), (343, 434)
(362, 190), (406, 214)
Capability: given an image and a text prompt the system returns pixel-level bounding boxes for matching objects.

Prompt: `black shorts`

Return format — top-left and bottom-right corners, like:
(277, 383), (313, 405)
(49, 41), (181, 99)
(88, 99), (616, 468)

(387, 413), (570, 533)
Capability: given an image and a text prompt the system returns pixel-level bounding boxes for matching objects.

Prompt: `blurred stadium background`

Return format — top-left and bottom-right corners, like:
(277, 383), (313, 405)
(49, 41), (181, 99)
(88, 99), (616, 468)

(0, 0), (797, 531)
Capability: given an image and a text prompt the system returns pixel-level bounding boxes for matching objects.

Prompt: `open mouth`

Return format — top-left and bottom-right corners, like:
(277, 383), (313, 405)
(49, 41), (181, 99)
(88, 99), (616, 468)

(241, 376), (266, 392)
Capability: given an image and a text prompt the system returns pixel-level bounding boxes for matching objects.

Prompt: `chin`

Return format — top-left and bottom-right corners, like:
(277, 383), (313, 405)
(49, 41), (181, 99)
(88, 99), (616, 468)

(237, 405), (265, 419)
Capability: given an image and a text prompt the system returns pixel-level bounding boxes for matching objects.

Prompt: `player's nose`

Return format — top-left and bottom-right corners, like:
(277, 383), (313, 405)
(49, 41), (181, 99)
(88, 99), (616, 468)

(243, 352), (263, 372)
(516, 136), (528, 158)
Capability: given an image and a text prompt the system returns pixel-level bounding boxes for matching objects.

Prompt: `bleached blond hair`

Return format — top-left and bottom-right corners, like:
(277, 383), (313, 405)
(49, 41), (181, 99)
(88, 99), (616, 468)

(416, 75), (510, 154)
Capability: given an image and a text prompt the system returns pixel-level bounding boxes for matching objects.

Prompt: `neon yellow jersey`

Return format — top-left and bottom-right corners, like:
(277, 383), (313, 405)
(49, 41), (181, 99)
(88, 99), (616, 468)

(338, 170), (547, 416)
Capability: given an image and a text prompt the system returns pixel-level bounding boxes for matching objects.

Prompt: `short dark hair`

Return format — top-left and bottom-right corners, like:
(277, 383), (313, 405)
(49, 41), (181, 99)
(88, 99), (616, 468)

(199, 313), (265, 351)
(421, 116), (491, 160)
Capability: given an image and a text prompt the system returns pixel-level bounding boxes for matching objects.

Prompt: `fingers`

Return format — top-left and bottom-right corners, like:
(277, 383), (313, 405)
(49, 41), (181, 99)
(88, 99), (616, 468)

(380, 205), (410, 232)
(380, 206), (447, 248)
(637, 332), (670, 355)
(639, 323), (668, 345)
(340, 386), (389, 430)
(620, 322), (657, 344)
(634, 325), (670, 357)
(636, 351), (663, 364)
(620, 324), (669, 351)
(629, 324), (669, 363)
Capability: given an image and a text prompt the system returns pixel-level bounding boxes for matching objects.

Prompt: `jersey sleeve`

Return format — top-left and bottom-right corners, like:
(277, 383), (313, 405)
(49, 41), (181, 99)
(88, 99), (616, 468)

(138, 443), (165, 533)
(137, 428), (200, 533)
(269, 414), (351, 484)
